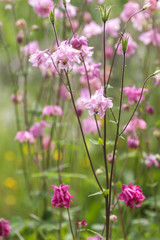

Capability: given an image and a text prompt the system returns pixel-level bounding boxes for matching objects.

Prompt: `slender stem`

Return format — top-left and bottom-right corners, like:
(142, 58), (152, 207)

(119, 73), (155, 136)
(51, 22), (59, 47)
(64, 5), (75, 34)
(67, 208), (75, 240)
(108, 52), (126, 238)
(65, 71), (103, 192)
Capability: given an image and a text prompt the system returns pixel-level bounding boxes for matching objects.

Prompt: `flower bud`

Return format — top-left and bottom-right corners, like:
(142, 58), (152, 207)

(110, 214), (117, 223)
(16, 19), (26, 30)
(145, 106), (154, 115)
(17, 30), (24, 44)
(122, 36), (128, 53)
(143, 3), (151, 10)
(63, 0), (66, 7)
(153, 70), (160, 76)
(98, 5), (112, 23)
(49, 10), (55, 24)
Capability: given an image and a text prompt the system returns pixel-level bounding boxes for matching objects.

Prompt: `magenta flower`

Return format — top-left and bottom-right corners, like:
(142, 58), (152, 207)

(52, 41), (81, 71)
(123, 85), (148, 104)
(70, 34), (92, 56)
(105, 18), (121, 37)
(139, 28), (160, 46)
(28, 0), (54, 18)
(145, 106), (154, 115)
(14, 131), (35, 143)
(76, 218), (87, 226)
(0, 218), (11, 238)
(82, 117), (101, 135)
(87, 236), (102, 240)
(29, 49), (49, 67)
(116, 33), (138, 57)
(124, 117), (147, 134)
(51, 184), (73, 208)
(42, 105), (63, 117)
(84, 87), (113, 119)
(30, 120), (49, 138)
(144, 153), (159, 167)
(21, 41), (39, 56)
(119, 183), (146, 209)
(127, 136), (140, 149)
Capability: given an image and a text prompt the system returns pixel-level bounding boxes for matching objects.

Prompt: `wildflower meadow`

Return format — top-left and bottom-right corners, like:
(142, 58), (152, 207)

(0, 0), (160, 239)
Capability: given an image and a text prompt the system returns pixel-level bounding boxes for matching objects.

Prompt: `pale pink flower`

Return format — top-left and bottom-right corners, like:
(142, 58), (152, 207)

(144, 153), (159, 167)
(119, 183), (145, 209)
(51, 184), (73, 208)
(11, 94), (23, 104)
(127, 136), (140, 149)
(106, 18), (121, 37)
(0, 218), (11, 238)
(120, 1), (140, 22)
(116, 34), (138, 57)
(70, 34), (92, 56)
(83, 12), (92, 23)
(139, 28), (160, 46)
(84, 87), (113, 118)
(76, 88), (90, 111)
(52, 41), (81, 71)
(123, 85), (149, 104)
(144, 0), (158, 14)
(21, 41), (39, 56)
(105, 46), (113, 59)
(14, 131), (35, 143)
(60, 1), (77, 18)
(77, 61), (101, 81)
(82, 117), (101, 135)
(107, 153), (116, 163)
(16, 18), (26, 29)
(83, 21), (102, 38)
(30, 120), (49, 138)
(76, 218), (87, 226)
(124, 117), (147, 134)
(155, 73), (160, 85)
(60, 85), (71, 100)
(29, 49), (49, 67)
(42, 136), (54, 150)
(110, 214), (117, 223)
(87, 236), (102, 240)
(42, 105), (63, 117)
(28, 0), (54, 18)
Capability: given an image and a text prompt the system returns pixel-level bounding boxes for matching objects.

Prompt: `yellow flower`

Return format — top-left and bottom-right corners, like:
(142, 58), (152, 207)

(53, 150), (62, 161)
(4, 178), (18, 190)
(4, 151), (15, 161)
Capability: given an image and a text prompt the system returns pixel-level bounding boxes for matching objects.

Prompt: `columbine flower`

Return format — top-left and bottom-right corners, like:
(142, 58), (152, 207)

(84, 87), (113, 119)
(29, 49), (49, 67)
(52, 41), (81, 71)
(145, 106), (154, 115)
(11, 94), (23, 104)
(87, 236), (102, 240)
(139, 28), (160, 46)
(82, 117), (101, 135)
(144, 153), (159, 167)
(51, 184), (73, 208)
(30, 120), (49, 138)
(42, 136), (54, 150)
(77, 61), (101, 81)
(70, 34), (92, 56)
(14, 131), (35, 143)
(28, 0), (54, 18)
(107, 153), (116, 163)
(123, 117), (147, 134)
(105, 46), (113, 59)
(42, 105), (63, 117)
(0, 218), (11, 238)
(76, 218), (87, 226)
(123, 85), (148, 104)
(82, 21), (102, 38)
(119, 183), (145, 209)
(116, 34), (138, 57)
(144, 0), (158, 14)
(21, 41), (39, 56)
(105, 18), (121, 37)
(120, 1), (140, 21)
(127, 136), (140, 149)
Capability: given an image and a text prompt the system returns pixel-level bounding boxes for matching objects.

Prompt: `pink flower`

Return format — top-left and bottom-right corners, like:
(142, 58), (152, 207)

(145, 106), (154, 115)
(52, 41), (81, 71)
(127, 136), (140, 149)
(82, 21), (102, 38)
(144, 0), (158, 14)
(77, 61), (101, 81)
(42, 105), (63, 117)
(139, 28), (160, 46)
(123, 85), (149, 104)
(105, 46), (113, 59)
(0, 218), (11, 238)
(28, 0), (54, 18)
(83, 12), (92, 23)
(76, 218), (87, 226)
(110, 214), (117, 223)
(21, 41), (39, 56)
(144, 153), (159, 167)
(120, 1), (140, 21)
(70, 34), (92, 56)
(87, 236), (102, 240)
(60, 1), (77, 18)
(84, 87), (113, 119)
(82, 117), (101, 135)
(119, 183), (146, 209)
(42, 136), (54, 150)
(116, 34), (138, 57)
(29, 49), (49, 67)
(14, 131), (35, 143)
(106, 18), (121, 37)
(107, 153), (116, 163)
(30, 120), (49, 138)
(60, 85), (71, 100)
(124, 117), (147, 134)
(11, 94), (23, 104)
(51, 184), (73, 208)
(155, 73), (160, 85)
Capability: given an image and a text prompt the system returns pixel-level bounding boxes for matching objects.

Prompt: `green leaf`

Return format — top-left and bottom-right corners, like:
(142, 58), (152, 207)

(109, 120), (117, 125)
(89, 139), (99, 145)
(32, 172), (87, 180)
(88, 189), (109, 198)
(98, 138), (104, 145)
(103, 189), (110, 196)
(87, 229), (105, 239)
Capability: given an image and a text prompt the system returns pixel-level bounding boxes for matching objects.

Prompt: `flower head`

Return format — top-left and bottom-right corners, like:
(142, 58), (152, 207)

(51, 184), (73, 208)
(0, 218), (11, 238)
(28, 0), (54, 18)
(14, 131), (35, 143)
(76, 218), (87, 226)
(84, 87), (113, 118)
(42, 105), (63, 117)
(139, 28), (160, 46)
(30, 120), (49, 138)
(127, 136), (140, 149)
(144, 153), (159, 167)
(29, 49), (49, 67)
(116, 34), (138, 57)
(123, 85), (148, 104)
(124, 117), (147, 134)
(119, 183), (145, 209)
(82, 117), (101, 135)
(21, 41), (39, 56)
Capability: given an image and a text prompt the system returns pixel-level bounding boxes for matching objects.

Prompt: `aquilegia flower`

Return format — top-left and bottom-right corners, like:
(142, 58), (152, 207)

(28, 0), (54, 18)
(30, 120), (49, 138)
(0, 218), (11, 238)
(123, 85), (148, 104)
(51, 184), (73, 208)
(143, 153), (159, 167)
(76, 218), (87, 226)
(42, 105), (63, 117)
(21, 40), (39, 56)
(119, 183), (145, 209)
(84, 87), (113, 119)
(14, 131), (35, 143)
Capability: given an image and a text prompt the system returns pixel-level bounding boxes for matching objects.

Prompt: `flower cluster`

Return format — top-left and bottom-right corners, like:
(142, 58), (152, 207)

(51, 184), (73, 208)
